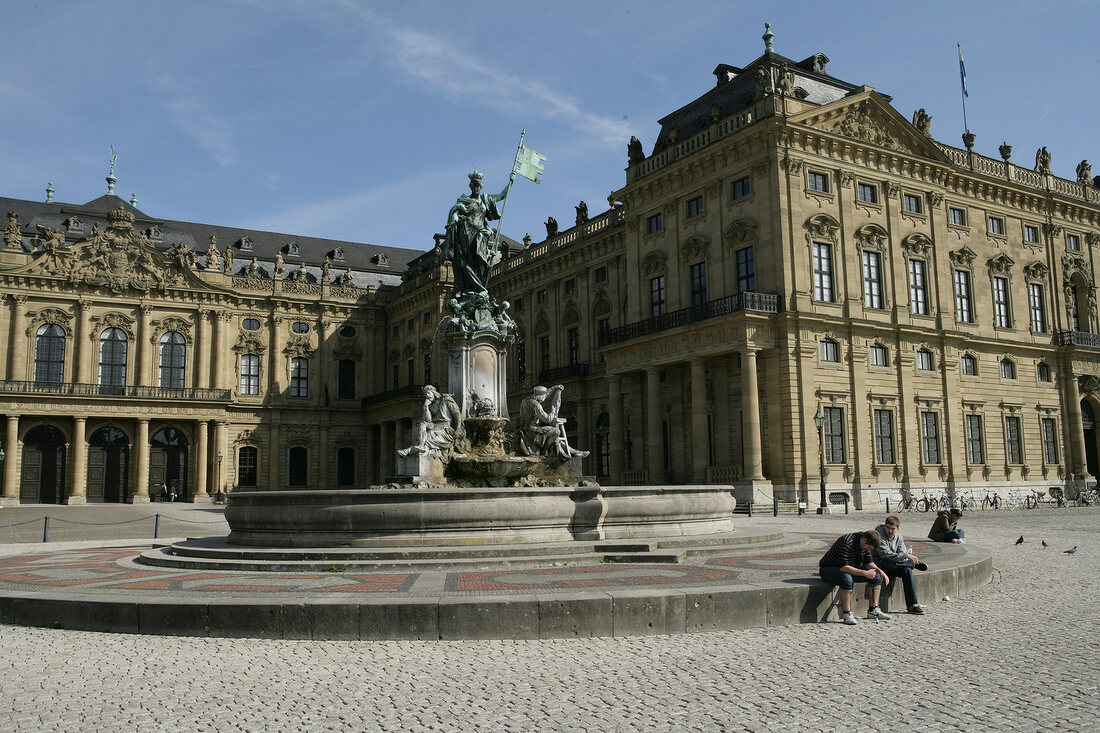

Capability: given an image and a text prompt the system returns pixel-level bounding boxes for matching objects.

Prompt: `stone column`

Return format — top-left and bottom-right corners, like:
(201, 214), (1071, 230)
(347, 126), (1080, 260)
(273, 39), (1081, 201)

(1066, 373), (1088, 480)
(268, 418), (281, 490)
(317, 318), (330, 405)
(741, 349), (764, 480)
(213, 312), (229, 391)
(68, 417), (87, 504)
(9, 295), (27, 381)
(645, 367), (663, 483)
(137, 304), (153, 386)
(133, 419), (150, 503)
(195, 310), (211, 389)
(2, 414), (20, 503)
(195, 420), (209, 501)
(690, 358), (709, 482)
(607, 373), (624, 483)
(76, 300), (93, 384)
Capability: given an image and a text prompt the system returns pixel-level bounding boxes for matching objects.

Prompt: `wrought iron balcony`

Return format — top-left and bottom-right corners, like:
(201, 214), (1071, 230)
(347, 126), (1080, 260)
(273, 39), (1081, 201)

(538, 363), (590, 383)
(1057, 330), (1100, 348)
(599, 292), (780, 347)
(0, 380), (231, 401)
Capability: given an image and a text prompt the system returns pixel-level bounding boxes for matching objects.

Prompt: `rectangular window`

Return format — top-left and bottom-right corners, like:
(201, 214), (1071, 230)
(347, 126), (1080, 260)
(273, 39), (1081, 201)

(921, 412), (940, 464)
(240, 354), (260, 395)
(988, 216), (1005, 235)
(820, 339), (839, 363)
(736, 247), (756, 293)
(1041, 418), (1059, 464)
(873, 409), (894, 464)
(870, 343), (888, 367)
(1029, 282), (1046, 332)
(237, 447), (258, 487)
(916, 350), (933, 371)
(954, 270), (972, 323)
(908, 259), (928, 315)
(732, 176), (751, 199)
(650, 276), (666, 318)
(690, 262), (707, 306)
(594, 266), (607, 283)
(966, 415), (984, 464)
(567, 328), (580, 365)
(949, 207), (967, 226)
(686, 196), (705, 218)
(406, 318), (414, 333)
(337, 360), (356, 399)
(962, 355), (977, 375)
(1024, 225), (1039, 243)
(564, 278), (576, 295)
(903, 194), (922, 213)
(858, 183), (877, 203)
(993, 276), (1010, 328)
(823, 406), (844, 464)
(646, 213), (663, 234)
(536, 289), (546, 304)
(1067, 234), (1081, 251)
(813, 242), (833, 302)
(1005, 416), (1023, 465)
(862, 250), (883, 309)
(290, 357), (308, 397)
(808, 172), (829, 192)
(539, 336), (550, 374)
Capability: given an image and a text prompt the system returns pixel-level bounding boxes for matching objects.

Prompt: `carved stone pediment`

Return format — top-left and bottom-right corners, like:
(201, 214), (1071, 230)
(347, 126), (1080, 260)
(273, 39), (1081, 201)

(333, 342), (363, 360)
(16, 208), (210, 294)
(950, 246), (977, 268)
(679, 235), (709, 261)
(1063, 252), (1092, 281)
(234, 428), (257, 445)
(233, 334), (266, 354)
(804, 214), (840, 244)
(1023, 261), (1049, 281)
(89, 312), (135, 340)
(150, 315), (194, 344)
(285, 423), (313, 445)
(641, 250), (668, 277)
(1080, 374), (1100, 395)
(283, 335), (314, 358)
(26, 307), (74, 337)
(725, 219), (758, 247)
(901, 233), (933, 258)
(855, 223), (889, 251)
(987, 254), (1015, 276)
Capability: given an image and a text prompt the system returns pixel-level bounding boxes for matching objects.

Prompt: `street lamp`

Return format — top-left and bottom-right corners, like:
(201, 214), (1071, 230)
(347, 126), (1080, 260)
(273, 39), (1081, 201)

(215, 450), (224, 504)
(813, 408), (827, 513)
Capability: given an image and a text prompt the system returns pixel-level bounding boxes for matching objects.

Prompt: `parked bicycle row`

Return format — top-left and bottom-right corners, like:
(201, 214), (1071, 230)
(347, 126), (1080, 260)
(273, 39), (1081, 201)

(890, 485), (1100, 512)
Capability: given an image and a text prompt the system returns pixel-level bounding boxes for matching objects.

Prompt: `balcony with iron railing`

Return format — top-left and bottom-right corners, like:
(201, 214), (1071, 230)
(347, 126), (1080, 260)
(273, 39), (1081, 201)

(599, 292), (780, 347)
(1057, 331), (1100, 349)
(0, 381), (232, 401)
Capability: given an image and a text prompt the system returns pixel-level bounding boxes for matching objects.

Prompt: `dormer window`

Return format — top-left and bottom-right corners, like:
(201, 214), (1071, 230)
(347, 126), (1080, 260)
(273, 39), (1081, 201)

(145, 225), (163, 240)
(285, 242), (300, 257)
(239, 237), (253, 251)
(332, 247), (346, 262)
(66, 217), (83, 233)
(371, 252), (388, 266)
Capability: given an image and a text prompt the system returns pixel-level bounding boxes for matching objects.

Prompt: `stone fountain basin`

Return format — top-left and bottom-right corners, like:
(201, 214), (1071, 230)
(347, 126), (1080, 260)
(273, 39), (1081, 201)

(447, 454), (541, 479)
(225, 485), (737, 547)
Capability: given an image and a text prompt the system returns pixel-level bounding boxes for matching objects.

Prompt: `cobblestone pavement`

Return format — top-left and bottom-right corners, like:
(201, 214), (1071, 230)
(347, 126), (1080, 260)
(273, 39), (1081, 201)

(2, 508), (1099, 732)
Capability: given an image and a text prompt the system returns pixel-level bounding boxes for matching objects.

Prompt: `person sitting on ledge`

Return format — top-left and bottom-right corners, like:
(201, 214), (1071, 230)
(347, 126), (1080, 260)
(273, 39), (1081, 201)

(874, 515), (928, 615)
(819, 530), (892, 625)
(928, 508), (965, 543)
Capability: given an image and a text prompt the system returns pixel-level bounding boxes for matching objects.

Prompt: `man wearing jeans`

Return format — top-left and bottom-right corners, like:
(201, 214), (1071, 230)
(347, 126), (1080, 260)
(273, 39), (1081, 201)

(874, 515), (928, 615)
(819, 530), (892, 625)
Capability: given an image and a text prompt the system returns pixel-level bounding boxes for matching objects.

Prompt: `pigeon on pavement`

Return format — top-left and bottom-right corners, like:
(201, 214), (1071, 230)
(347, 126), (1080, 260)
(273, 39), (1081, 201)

(1015, 536), (1024, 545)
(1042, 540), (1048, 548)
(1064, 546), (1078, 555)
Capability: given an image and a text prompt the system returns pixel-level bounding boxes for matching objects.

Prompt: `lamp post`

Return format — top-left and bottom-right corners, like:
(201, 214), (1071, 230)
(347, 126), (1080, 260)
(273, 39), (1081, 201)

(813, 408), (827, 513)
(215, 450), (224, 504)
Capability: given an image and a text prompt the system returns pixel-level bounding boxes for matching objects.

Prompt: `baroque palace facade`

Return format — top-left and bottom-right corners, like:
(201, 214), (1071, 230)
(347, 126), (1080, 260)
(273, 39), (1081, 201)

(5, 38), (1100, 509)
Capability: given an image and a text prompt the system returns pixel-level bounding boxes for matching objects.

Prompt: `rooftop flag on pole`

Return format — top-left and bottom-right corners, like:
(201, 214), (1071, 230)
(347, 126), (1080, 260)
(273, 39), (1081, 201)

(958, 45), (968, 98)
(513, 143), (547, 184)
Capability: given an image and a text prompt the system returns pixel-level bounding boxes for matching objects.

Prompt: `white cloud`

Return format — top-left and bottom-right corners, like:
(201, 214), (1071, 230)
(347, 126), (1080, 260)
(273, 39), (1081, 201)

(148, 71), (237, 167)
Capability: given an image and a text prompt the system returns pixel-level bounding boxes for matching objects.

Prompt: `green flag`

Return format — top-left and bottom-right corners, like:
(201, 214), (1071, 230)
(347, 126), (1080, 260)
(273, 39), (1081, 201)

(513, 143), (547, 184)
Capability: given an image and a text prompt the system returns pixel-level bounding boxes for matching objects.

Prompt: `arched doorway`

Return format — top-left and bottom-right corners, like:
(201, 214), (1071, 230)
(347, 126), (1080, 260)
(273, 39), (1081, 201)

(150, 427), (189, 501)
(88, 426), (130, 503)
(21, 425), (66, 504)
(1083, 400), (1097, 479)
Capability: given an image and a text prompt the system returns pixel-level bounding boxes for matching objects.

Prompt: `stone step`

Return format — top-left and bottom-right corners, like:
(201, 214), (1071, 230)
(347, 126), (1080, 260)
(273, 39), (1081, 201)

(601, 551), (685, 564)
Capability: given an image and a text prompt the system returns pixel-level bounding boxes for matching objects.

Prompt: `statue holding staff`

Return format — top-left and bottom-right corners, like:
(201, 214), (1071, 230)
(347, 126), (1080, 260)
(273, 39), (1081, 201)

(442, 171), (511, 298)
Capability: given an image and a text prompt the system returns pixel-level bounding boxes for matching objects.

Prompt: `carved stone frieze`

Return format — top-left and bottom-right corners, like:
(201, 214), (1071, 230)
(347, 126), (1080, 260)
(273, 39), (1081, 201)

(949, 246), (977, 268)
(283, 335), (314, 358)
(1079, 374), (1100, 396)
(149, 316), (194, 344)
(725, 219), (758, 247)
(804, 214), (840, 244)
(233, 334), (266, 354)
(234, 429), (257, 445)
(285, 423), (313, 445)
(640, 250), (668, 277)
(89, 312), (136, 340)
(855, 223), (889, 251)
(25, 307), (74, 337)
(679, 235), (709, 261)
(987, 253), (1014, 276)
(901, 233), (933, 258)
(827, 100), (899, 149)
(1022, 261), (1049, 282)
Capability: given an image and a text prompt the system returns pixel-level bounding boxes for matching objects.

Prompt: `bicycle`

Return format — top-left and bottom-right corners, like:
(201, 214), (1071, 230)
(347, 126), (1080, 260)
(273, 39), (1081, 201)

(1073, 487), (1094, 507)
(895, 494), (917, 512)
(915, 490), (934, 513)
(954, 491), (977, 511)
(1024, 487), (1065, 509)
(980, 490), (1002, 510)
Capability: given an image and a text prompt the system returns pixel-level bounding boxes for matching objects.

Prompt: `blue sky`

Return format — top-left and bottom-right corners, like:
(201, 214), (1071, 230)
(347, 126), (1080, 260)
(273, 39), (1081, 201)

(2, 1), (1097, 252)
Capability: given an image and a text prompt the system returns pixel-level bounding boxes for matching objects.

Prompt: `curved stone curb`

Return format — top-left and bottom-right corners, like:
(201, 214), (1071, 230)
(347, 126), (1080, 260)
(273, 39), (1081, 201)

(0, 544), (992, 639)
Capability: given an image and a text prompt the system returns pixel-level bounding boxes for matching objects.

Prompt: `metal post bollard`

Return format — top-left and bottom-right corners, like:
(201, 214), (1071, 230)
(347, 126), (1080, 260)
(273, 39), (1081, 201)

(844, 495), (850, 514)
(154, 513), (161, 539)
(747, 501), (753, 517)
(773, 497), (779, 517)
(42, 515), (50, 543)
(886, 497), (890, 514)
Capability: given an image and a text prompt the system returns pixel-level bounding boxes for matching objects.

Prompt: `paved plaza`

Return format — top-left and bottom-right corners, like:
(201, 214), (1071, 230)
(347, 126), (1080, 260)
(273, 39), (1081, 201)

(1, 506), (1098, 731)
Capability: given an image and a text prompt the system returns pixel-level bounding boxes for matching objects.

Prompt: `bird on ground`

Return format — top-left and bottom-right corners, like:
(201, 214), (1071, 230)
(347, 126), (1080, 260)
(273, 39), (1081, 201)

(1064, 546), (1078, 554)
(1015, 536), (1024, 545)
(1042, 540), (1048, 548)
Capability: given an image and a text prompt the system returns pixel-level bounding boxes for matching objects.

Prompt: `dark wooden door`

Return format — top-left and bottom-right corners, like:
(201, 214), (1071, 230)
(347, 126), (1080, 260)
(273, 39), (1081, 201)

(87, 448), (106, 502)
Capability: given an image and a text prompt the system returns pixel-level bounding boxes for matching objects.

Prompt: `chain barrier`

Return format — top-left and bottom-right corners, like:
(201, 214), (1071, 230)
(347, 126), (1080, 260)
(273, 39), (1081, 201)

(0, 518), (47, 528)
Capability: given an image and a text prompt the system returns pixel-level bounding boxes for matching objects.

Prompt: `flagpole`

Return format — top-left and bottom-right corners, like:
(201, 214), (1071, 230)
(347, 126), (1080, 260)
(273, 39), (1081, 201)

(958, 44), (969, 133)
(491, 129), (525, 258)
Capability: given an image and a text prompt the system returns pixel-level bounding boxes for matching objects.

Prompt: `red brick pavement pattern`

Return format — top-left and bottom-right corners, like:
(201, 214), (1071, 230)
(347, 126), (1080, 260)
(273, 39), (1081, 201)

(447, 564), (736, 592)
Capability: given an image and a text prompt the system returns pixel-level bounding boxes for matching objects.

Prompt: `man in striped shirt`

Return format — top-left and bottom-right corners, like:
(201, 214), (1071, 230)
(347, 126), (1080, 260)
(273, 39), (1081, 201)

(819, 530), (892, 625)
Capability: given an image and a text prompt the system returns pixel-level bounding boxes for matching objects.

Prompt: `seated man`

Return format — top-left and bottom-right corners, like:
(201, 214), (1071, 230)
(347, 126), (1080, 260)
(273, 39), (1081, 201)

(928, 508), (965, 543)
(874, 515), (928, 615)
(819, 530), (892, 625)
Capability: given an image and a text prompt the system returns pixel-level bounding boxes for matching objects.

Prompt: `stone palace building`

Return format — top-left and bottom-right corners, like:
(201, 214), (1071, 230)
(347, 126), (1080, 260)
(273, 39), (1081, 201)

(4, 35), (1100, 509)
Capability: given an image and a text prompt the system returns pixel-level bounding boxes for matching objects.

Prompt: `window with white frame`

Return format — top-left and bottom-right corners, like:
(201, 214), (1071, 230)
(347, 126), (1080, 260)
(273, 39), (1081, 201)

(1029, 282), (1046, 332)
(158, 332), (186, 389)
(290, 356), (308, 397)
(650, 276), (666, 318)
(965, 414), (984, 464)
(992, 276), (1010, 328)
(1023, 225), (1040, 243)
(858, 183), (877, 203)
(1067, 234), (1081, 251)
(1037, 362), (1051, 382)
(988, 216), (1005, 235)
(873, 409), (894, 464)
(736, 247), (755, 293)
(1001, 358), (1016, 380)
(34, 324), (65, 385)
(820, 338), (840, 363)
(98, 328), (128, 390)
(862, 250), (883, 308)
(1005, 415), (1023, 464)
(813, 242), (834, 302)
(903, 193), (922, 213)
(921, 412), (940, 464)
(909, 259), (928, 315)
(808, 171), (829, 192)
(962, 354), (978, 376)
(823, 406), (844, 463)
(1041, 418), (1059, 464)
(916, 349), (934, 371)
(870, 343), (888, 367)
(954, 269), (973, 323)
(949, 207), (967, 226)
(240, 353), (260, 395)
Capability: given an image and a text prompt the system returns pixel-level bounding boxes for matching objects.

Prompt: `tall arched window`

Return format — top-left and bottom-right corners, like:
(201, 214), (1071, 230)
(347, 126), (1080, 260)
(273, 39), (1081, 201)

(290, 357), (308, 397)
(240, 354), (260, 395)
(98, 328), (128, 393)
(159, 332), (186, 389)
(288, 446), (308, 486)
(34, 324), (65, 385)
